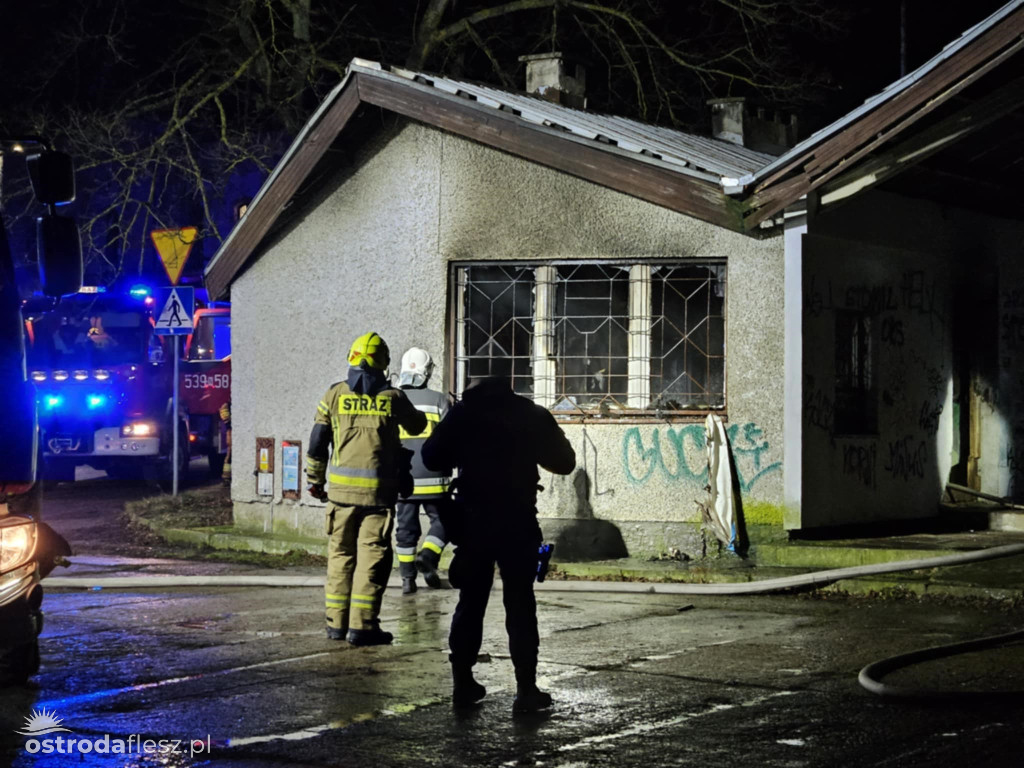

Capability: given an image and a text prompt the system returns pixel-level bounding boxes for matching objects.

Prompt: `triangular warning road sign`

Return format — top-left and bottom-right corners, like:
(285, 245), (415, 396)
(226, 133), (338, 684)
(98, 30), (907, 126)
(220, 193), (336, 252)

(155, 288), (193, 330)
(151, 227), (198, 285)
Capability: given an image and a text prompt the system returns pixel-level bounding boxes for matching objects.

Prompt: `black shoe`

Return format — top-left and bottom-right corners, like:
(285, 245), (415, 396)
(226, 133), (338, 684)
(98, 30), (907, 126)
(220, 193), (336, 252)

(402, 577), (417, 595)
(326, 626), (347, 641)
(512, 686), (552, 713)
(415, 552), (442, 589)
(453, 677), (487, 707)
(347, 628), (394, 646)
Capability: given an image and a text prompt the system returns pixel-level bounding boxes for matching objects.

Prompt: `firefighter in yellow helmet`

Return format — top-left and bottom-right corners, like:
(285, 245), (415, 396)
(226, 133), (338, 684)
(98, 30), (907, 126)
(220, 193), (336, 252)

(306, 332), (427, 645)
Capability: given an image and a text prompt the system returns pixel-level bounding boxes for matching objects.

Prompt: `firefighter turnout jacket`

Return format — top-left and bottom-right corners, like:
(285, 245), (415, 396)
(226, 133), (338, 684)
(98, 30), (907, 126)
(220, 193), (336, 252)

(307, 376), (427, 506)
(398, 386), (452, 501)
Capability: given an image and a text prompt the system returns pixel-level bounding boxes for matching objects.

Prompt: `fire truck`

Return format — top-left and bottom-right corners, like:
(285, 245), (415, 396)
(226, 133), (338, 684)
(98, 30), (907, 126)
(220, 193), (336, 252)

(23, 286), (230, 485)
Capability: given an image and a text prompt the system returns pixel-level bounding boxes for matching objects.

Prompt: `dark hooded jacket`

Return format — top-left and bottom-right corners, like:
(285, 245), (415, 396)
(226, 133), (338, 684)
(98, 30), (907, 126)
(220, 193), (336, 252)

(421, 378), (575, 512)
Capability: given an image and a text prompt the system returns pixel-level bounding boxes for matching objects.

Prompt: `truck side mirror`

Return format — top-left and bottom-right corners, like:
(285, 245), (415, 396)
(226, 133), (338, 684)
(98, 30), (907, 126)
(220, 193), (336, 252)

(37, 215), (83, 297)
(25, 150), (76, 205)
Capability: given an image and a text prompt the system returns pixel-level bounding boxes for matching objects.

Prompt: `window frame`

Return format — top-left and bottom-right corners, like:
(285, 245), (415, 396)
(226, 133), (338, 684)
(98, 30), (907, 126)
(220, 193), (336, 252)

(448, 259), (728, 423)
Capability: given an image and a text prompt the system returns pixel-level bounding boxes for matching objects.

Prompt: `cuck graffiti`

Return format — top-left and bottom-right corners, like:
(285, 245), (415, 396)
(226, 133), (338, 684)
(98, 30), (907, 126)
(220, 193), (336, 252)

(622, 422), (781, 493)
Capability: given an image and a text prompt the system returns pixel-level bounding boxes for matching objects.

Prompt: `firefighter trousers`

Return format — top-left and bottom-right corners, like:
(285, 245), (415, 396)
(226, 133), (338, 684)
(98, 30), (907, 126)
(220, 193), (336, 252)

(324, 502), (394, 633)
(448, 517), (541, 686)
(395, 500), (448, 579)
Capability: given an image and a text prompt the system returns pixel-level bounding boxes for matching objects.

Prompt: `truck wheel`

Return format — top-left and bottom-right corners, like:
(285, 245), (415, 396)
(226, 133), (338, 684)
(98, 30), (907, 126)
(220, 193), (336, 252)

(0, 640), (40, 687)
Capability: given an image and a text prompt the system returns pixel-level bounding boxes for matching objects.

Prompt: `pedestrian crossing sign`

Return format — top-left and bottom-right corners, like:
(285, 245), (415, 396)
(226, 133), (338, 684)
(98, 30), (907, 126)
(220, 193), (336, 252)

(153, 286), (194, 335)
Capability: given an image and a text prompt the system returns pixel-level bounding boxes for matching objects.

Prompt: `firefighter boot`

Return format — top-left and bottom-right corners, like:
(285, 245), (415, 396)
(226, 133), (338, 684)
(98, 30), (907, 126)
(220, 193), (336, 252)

(415, 549), (442, 589)
(400, 560), (417, 595)
(512, 668), (552, 714)
(347, 627), (394, 646)
(326, 626), (346, 641)
(450, 655), (486, 707)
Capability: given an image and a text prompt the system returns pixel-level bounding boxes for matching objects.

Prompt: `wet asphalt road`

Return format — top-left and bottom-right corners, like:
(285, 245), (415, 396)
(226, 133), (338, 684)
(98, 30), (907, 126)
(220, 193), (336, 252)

(2, 474), (1024, 767)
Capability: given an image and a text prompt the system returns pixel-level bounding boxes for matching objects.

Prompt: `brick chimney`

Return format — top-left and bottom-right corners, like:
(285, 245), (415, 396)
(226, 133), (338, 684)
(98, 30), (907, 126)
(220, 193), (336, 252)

(519, 53), (586, 110)
(708, 97), (800, 155)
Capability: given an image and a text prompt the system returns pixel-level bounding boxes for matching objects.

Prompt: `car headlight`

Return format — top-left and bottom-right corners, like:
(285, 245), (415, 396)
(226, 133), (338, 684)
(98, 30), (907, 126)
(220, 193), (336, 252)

(121, 421), (157, 437)
(0, 517), (37, 573)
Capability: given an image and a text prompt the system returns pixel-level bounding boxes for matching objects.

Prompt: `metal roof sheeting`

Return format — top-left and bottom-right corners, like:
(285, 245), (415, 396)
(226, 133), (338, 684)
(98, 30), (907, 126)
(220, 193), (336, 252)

(350, 60), (776, 184)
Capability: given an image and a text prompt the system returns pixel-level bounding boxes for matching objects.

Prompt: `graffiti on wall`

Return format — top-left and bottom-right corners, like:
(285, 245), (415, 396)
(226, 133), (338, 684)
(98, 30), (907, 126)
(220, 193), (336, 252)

(1002, 288), (1024, 350)
(622, 422), (781, 493)
(842, 444), (877, 489)
(805, 270), (946, 334)
(883, 435), (928, 481)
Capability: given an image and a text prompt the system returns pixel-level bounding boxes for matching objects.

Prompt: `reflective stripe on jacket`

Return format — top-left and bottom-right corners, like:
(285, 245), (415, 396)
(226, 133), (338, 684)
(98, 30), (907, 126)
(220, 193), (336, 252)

(307, 381), (426, 506)
(397, 386), (452, 501)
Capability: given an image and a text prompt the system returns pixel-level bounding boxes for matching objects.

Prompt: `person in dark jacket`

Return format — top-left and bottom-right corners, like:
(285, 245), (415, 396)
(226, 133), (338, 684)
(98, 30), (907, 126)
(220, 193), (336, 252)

(421, 375), (575, 713)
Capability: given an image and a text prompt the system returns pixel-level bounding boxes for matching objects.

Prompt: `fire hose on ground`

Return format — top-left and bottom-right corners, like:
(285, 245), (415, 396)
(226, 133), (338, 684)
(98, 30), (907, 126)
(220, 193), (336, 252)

(46, 542), (1024, 699)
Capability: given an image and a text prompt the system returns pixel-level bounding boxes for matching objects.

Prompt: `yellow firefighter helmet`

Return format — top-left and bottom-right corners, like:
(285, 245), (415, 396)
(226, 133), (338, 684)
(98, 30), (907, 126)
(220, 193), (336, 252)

(348, 331), (390, 370)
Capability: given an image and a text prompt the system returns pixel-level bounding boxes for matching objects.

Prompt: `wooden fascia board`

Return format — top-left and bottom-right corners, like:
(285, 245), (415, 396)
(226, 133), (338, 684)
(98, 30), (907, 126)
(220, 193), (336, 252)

(743, 25), (1024, 229)
(355, 73), (740, 231)
(205, 82), (362, 299)
(746, 5), (1024, 207)
(815, 74), (1024, 208)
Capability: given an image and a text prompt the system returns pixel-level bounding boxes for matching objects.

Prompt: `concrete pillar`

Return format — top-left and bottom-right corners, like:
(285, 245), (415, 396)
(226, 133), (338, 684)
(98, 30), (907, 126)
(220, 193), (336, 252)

(783, 200), (810, 529)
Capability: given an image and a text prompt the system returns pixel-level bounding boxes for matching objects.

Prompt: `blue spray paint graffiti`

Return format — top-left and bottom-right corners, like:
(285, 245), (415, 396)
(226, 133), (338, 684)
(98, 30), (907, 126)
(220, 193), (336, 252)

(622, 423), (781, 493)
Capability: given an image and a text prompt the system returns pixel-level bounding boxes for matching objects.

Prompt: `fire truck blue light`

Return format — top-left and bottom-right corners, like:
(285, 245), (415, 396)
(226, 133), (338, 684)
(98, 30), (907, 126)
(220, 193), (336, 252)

(86, 394), (107, 409)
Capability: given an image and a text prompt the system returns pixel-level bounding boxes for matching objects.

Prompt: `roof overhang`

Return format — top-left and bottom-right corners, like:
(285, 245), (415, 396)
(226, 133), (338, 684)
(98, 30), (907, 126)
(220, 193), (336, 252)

(205, 63), (745, 299)
(735, 0), (1024, 228)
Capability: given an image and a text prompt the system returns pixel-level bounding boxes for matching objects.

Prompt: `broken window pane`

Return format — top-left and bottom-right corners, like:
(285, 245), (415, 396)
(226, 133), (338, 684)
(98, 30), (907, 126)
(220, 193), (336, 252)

(553, 264), (630, 409)
(834, 310), (877, 434)
(456, 260), (728, 415)
(650, 264), (726, 409)
(461, 265), (534, 395)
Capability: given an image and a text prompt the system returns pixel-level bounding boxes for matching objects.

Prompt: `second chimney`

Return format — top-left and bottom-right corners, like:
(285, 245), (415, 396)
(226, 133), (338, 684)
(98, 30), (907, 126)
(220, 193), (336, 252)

(708, 96), (800, 154)
(519, 53), (586, 110)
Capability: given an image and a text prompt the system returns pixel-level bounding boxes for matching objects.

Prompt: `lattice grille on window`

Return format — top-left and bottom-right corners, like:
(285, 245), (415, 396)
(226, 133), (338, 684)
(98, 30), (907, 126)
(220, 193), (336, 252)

(460, 265), (535, 395)
(650, 264), (726, 409)
(551, 264), (630, 411)
(456, 261), (727, 415)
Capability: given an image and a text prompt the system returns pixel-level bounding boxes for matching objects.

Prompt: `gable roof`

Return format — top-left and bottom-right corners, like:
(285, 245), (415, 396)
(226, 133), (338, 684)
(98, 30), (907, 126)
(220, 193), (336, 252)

(205, 0), (1024, 298)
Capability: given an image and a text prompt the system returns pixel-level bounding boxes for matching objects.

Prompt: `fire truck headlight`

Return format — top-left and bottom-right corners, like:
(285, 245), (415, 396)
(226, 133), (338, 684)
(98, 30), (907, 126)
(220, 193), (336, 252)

(93, 369), (111, 381)
(73, 370), (89, 381)
(31, 371), (47, 382)
(122, 421), (156, 437)
(52, 370), (69, 382)
(86, 394), (108, 410)
(0, 518), (36, 573)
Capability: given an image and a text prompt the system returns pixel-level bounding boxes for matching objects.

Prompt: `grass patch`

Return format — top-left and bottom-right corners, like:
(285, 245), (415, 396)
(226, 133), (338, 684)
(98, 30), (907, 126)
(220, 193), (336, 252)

(125, 485), (233, 529)
(122, 485), (327, 568)
(178, 546), (327, 568)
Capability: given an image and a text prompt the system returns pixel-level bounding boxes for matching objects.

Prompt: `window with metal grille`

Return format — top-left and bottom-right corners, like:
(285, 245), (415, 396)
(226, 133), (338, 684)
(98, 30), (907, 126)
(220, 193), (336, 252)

(453, 261), (727, 416)
(834, 310), (876, 434)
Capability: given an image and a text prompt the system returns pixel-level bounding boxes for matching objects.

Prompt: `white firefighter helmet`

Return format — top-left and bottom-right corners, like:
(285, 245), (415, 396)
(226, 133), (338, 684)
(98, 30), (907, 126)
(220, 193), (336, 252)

(399, 347), (433, 387)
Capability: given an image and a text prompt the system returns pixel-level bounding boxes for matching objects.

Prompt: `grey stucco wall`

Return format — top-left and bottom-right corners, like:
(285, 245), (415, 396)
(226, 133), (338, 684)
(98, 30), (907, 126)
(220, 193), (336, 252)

(801, 191), (1024, 525)
(229, 120), (785, 556)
